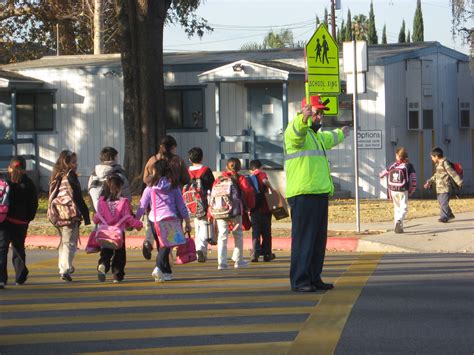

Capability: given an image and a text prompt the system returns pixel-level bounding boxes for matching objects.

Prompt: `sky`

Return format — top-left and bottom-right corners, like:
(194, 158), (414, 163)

(163, 0), (470, 55)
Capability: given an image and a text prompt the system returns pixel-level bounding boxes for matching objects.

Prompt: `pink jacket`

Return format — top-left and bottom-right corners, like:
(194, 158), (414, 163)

(93, 197), (142, 230)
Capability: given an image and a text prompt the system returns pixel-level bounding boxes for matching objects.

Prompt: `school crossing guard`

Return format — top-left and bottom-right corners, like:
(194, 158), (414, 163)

(0, 251), (381, 353)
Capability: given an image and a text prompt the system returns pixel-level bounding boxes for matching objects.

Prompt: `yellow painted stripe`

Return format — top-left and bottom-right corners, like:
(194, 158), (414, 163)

(0, 307), (313, 328)
(288, 253), (383, 354)
(82, 341), (293, 355)
(0, 323), (301, 346)
(1, 293), (320, 313)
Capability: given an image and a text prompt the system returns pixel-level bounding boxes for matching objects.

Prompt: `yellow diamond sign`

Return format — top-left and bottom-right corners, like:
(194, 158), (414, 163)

(320, 96), (339, 116)
(305, 25), (340, 94)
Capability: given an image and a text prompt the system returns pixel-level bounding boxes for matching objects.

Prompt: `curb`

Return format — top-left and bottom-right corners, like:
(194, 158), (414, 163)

(25, 235), (360, 252)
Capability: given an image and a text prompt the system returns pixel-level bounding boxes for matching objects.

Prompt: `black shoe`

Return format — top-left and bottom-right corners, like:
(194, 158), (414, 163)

(61, 273), (72, 282)
(394, 220), (404, 233)
(438, 217), (449, 223)
(314, 281), (334, 290)
(68, 266), (75, 274)
(251, 255), (259, 262)
(197, 250), (206, 263)
(263, 253), (276, 262)
(142, 241), (153, 260)
(292, 285), (316, 292)
(448, 213), (455, 220)
(97, 264), (106, 282)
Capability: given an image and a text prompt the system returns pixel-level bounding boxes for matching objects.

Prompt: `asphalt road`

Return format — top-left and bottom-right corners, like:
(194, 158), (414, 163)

(0, 250), (473, 354)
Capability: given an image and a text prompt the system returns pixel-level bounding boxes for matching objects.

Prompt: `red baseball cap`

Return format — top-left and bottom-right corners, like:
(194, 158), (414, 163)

(301, 96), (329, 111)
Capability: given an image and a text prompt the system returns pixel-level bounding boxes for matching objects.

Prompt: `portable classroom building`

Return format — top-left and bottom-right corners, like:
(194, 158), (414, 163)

(0, 42), (472, 198)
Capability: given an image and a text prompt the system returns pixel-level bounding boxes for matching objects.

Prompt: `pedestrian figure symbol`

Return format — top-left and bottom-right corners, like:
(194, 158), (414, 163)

(315, 38), (322, 63)
(322, 35), (329, 64)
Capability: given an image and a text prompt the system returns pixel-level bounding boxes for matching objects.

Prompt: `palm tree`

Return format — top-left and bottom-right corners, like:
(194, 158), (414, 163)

(352, 14), (369, 41)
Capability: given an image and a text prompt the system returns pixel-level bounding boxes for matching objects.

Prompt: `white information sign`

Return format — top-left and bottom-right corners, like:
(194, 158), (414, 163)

(357, 130), (382, 149)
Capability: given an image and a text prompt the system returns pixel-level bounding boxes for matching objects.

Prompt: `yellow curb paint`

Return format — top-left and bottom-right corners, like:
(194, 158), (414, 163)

(288, 253), (383, 354)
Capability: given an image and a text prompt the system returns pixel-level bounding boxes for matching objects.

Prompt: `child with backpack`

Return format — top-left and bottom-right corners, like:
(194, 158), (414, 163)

(210, 158), (255, 270)
(423, 147), (463, 223)
(48, 150), (91, 282)
(379, 147), (416, 233)
(136, 160), (191, 282)
(248, 160), (275, 262)
(184, 147), (215, 262)
(88, 146), (131, 212)
(94, 175), (142, 283)
(0, 156), (38, 289)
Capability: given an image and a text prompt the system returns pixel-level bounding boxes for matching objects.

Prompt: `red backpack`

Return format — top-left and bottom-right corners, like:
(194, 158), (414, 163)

(182, 167), (209, 219)
(0, 179), (10, 222)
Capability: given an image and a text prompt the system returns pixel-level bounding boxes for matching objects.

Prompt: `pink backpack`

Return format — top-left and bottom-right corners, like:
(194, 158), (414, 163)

(94, 198), (129, 249)
(0, 179), (10, 223)
(176, 233), (197, 264)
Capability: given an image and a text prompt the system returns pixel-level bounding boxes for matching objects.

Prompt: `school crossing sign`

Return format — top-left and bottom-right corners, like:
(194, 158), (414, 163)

(305, 25), (340, 94)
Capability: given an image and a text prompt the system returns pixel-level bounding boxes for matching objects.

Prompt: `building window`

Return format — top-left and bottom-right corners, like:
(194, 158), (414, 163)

(16, 92), (54, 132)
(459, 102), (470, 128)
(422, 109), (433, 129)
(407, 102), (419, 130)
(165, 88), (204, 129)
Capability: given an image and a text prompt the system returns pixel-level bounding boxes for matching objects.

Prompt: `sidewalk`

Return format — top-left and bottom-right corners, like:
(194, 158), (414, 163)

(25, 212), (473, 253)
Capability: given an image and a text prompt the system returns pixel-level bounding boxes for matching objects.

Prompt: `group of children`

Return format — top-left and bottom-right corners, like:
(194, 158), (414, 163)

(380, 146), (463, 234)
(0, 139), (464, 289)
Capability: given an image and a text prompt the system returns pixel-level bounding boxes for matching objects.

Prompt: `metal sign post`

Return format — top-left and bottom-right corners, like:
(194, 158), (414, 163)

(351, 40), (361, 233)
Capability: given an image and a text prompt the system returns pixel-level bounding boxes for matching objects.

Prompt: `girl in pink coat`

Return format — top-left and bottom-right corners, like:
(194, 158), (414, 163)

(94, 175), (142, 283)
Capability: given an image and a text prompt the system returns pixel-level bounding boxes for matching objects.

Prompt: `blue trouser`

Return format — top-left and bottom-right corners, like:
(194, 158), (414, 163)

(150, 222), (171, 274)
(437, 193), (452, 219)
(250, 211), (272, 257)
(288, 194), (328, 290)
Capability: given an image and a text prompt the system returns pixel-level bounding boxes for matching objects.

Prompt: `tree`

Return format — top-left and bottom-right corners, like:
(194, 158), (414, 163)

(345, 9), (352, 41)
(324, 8), (328, 27)
(337, 19), (345, 45)
(449, 0), (472, 39)
(368, 0), (378, 44)
(241, 29), (300, 50)
(382, 24), (387, 44)
(398, 20), (406, 43)
(0, 0), (121, 63)
(315, 15), (320, 28)
(118, 0), (211, 190)
(352, 14), (368, 41)
(407, 30), (411, 43)
(412, 0), (424, 42)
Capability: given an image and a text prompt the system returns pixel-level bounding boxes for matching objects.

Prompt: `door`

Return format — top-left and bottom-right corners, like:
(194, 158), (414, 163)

(247, 83), (284, 168)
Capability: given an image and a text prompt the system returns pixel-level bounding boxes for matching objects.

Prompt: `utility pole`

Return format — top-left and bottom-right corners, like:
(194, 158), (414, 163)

(330, 0), (336, 38)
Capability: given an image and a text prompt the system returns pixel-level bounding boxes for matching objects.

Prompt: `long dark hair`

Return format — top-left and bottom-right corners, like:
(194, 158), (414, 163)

(8, 155), (26, 184)
(158, 135), (177, 161)
(150, 159), (177, 187)
(102, 175), (123, 201)
(51, 150), (76, 181)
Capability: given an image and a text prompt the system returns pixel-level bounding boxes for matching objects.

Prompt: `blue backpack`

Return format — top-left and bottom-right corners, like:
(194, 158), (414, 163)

(246, 174), (264, 210)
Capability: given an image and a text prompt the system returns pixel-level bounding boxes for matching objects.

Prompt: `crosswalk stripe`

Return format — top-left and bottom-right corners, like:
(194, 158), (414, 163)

(0, 251), (372, 353)
(0, 323), (301, 346)
(82, 341), (293, 354)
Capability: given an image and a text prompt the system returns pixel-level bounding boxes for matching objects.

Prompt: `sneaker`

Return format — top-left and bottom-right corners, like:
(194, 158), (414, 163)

(197, 250), (206, 263)
(113, 279), (123, 283)
(394, 220), (404, 233)
(61, 273), (72, 282)
(97, 264), (106, 282)
(0, 282), (4, 289)
(68, 266), (75, 274)
(263, 253), (276, 262)
(163, 273), (173, 281)
(152, 266), (164, 282)
(142, 241), (153, 260)
(217, 264), (228, 270)
(438, 217), (449, 223)
(251, 255), (259, 262)
(234, 260), (249, 269)
(448, 213), (455, 220)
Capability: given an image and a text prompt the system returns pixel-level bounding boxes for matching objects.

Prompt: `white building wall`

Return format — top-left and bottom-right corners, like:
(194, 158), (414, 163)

(17, 67), (124, 190)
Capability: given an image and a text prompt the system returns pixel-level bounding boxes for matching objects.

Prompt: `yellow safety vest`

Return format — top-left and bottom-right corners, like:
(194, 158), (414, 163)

(284, 113), (345, 198)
